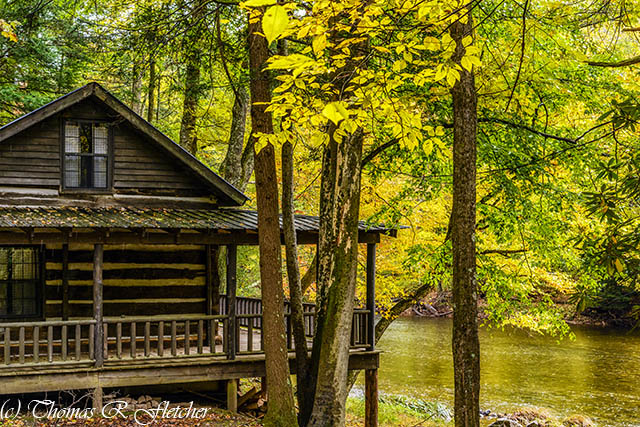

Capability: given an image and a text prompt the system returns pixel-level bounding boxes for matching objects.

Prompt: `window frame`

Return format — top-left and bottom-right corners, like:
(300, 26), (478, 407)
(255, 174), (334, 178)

(0, 245), (45, 321)
(60, 118), (114, 194)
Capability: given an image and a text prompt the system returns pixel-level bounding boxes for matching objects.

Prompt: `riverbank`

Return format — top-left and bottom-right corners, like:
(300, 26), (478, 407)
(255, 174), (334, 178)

(402, 290), (638, 328)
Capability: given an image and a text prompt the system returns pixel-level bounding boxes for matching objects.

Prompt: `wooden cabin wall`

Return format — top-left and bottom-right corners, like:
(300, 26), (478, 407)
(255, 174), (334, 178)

(44, 244), (208, 318)
(0, 117), (60, 189)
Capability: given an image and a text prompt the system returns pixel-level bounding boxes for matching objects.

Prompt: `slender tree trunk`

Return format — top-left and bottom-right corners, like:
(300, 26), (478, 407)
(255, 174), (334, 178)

(307, 128), (364, 427)
(179, 59), (200, 154)
(248, 12), (297, 427)
(147, 59), (157, 123)
(282, 139), (314, 422)
(179, 0), (205, 155)
(450, 7), (480, 427)
(221, 86), (250, 188)
(131, 63), (144, 115)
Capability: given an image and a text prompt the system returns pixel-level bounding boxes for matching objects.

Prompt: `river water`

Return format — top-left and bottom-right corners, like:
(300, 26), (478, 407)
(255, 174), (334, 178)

(375, 317), (640, 426)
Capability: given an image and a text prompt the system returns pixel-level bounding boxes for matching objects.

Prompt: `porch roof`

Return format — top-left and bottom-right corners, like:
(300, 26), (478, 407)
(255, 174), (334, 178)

(0, 206), (400, 236)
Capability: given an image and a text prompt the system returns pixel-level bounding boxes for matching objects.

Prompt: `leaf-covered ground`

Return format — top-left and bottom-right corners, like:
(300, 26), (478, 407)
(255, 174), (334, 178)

(0, 408), (261, 427)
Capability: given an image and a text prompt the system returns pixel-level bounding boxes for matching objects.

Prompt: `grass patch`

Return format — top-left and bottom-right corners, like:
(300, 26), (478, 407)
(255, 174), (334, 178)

(346, 393), (452, 426)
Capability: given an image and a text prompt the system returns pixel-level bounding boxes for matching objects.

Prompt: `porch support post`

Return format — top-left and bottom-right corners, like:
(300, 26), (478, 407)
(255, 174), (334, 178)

(93, 243), (104, 367)
(366, 243), (376, 350)
(62, 243), (70, 320)
(226, 244), (237, 360)
(365, 368), (378, 427)
(226, 379), (238, 412)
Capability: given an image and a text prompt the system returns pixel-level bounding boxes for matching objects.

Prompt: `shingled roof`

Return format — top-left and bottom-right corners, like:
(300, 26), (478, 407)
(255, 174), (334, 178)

(0, 206), (399, 236)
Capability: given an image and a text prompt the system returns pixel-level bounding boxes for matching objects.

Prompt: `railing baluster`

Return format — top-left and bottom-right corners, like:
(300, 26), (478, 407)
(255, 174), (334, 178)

(158, 321), (164, 357)
(18, 327), (25, 364)
(210, 319), (217, 354)
(89, 324), (95, 360)
(103, 322), (108, 361)
(116, 322), (122, 359)
(3, 327), (9, 365)
(130, 321), (136, 359)
(171, 321), (177, 356)
(33, 326), (39, 363)
(197, 320), (203, 354)
(144, 322), (150, 357)
(61, 325), (67, 361)
(247, 319), (253, 352)
(184, 320), (190, 355)
(75, 324), (81, 361)
(47, 325), (53, 363)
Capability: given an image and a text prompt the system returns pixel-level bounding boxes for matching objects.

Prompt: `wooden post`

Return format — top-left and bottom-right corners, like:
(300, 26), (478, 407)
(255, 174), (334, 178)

(226, 244), (237, 360)
(93, 385), (103, 412)
(93, 244), (104, 367)
(365, 369), (378, 427)
(62, 243), (70, 320)
(366, 243), (376, 351)
(226, 379), (238, 412)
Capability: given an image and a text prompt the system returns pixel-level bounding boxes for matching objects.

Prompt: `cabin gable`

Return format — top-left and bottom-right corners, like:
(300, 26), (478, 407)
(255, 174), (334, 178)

(0, 83), (247, 208)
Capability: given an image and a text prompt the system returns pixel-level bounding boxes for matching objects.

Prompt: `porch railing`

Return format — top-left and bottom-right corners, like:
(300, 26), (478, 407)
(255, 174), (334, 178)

(0, 296), (372, 369)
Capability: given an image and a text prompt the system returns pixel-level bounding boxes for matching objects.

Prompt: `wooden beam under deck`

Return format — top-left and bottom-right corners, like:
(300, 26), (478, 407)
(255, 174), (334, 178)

(0, 351), (379, 395)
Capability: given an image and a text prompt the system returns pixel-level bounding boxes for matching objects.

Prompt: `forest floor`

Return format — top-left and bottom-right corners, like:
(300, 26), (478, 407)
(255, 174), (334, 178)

(0, 403), (595, 426)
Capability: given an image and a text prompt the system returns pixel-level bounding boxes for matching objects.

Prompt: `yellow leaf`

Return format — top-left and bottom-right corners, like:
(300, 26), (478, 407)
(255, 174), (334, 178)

(244, 0), (277, 6)
(392, 60), (407, 72)
(312, 34), (327, 56)
(434, 65), (447, 82)
(322, 102), (349, 125)
(461, 56), (472, 72)
(423, 36), (440, 50)
(446, 68), (460, 86)
(615, 258), (624, 273)
(262, 5), (288, 45)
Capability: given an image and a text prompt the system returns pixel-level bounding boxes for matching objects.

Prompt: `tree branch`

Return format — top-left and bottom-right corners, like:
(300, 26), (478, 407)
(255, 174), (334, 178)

(587, 55), (640, 67)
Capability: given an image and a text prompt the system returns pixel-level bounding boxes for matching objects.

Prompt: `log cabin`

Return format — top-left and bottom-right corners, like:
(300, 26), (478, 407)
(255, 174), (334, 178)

(0, 82), (393, 425)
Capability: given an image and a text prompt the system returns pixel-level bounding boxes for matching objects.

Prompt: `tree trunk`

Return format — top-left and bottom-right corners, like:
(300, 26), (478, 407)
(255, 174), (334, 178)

(179, 59), (200, 154)
(131, 63), (144, 115)
(307, 128), (364, 427)
(450, 7), (480, 427)
(282, 139), (314, 422)
(221, 85), (250, 189)
(147, 59), (157, 124)
(179, 0), (205, 155)
(248, 12), (297, 427)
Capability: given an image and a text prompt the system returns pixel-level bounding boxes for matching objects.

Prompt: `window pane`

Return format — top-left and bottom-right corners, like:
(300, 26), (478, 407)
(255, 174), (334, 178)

(79, 123), (92, 153)
(93, 156), (107, 188)
(22, 299), (36, 316)
(94, 124), (108, 154)
(0, 282), (7, 315)
(64, 155), (81, 187)
(65, 123), (80, 153)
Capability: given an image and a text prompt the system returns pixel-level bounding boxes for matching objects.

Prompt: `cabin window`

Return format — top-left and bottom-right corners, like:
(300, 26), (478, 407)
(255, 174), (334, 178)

(0, 247), (41, 319)
(63, 121), (110, 189)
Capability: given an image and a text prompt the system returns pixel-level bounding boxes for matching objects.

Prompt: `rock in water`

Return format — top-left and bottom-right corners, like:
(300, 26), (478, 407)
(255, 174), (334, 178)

(489, 419), (524, 427)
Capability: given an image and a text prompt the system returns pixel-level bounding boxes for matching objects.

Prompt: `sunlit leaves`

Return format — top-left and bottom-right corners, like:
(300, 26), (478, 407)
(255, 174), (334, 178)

(322, 102), (349, 126)
(0, 19), (18, 42)
(262, 5), (289, 45)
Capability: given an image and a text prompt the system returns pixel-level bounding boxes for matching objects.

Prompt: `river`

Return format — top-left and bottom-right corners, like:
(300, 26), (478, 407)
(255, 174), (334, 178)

(374, 317), (640, 426)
